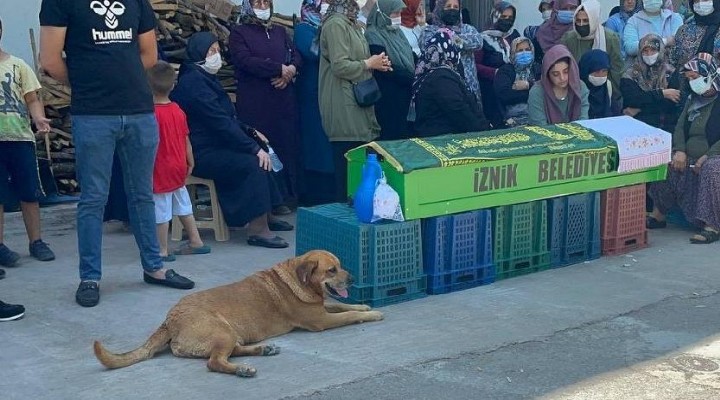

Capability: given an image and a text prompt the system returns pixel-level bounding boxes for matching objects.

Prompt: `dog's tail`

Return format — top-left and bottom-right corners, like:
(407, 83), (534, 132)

(93, 323), (171, 369)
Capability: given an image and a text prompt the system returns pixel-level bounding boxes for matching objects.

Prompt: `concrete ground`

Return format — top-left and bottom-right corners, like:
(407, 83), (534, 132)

(1, 204), (719, 400)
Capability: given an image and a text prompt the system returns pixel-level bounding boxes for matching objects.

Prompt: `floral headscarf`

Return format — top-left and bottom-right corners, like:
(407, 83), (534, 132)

(536, 0), (579, 52)
(432, 0), (465, 27)
(239, 0), (274, 27)
(623, 34), (671, 92)
(682, 52), (720, 121)
(325, 0), (361, 22)
(301, 0), (323, 27)
(510, 36), (535, 84)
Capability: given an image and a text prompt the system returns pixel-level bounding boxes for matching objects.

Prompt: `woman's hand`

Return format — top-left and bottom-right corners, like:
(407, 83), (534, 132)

(253, 129), (270, 144)
(512, 80), (530, 90)
(271, 77), (288, 89)
(281, 64), (296, 81)
(257, 149), (271, 171)
(365, 53), (392, 72)
(694, 154), (708, 174)
(416, 6), (427, 26)
(672, 151), (687, 171)
(623, 107), (641, 117)
(663, 89), (681, 103)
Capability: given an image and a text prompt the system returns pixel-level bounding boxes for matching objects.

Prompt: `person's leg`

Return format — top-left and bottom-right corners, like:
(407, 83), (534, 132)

(173, 187), (205, 249)
(0, 144), (20, 267)
(153, 192), (172, 259)
(156, 222), (170, 257)
(691, 157), (720, 243)
(72, 115), (118, 282)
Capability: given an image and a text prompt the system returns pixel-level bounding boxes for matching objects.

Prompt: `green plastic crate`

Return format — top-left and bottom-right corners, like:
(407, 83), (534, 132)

(493, 200), (551, 280)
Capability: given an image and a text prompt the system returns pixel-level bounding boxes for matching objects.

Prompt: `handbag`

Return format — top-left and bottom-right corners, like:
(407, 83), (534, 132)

(353, 77), (382, 108)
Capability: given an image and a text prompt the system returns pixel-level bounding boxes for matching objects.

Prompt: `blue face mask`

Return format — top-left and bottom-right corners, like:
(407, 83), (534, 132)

(515, 50), (533, 67)
(557, 10), (575, 24)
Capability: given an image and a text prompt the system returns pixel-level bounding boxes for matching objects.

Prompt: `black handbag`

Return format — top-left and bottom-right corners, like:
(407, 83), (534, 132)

(353, 77), (382, 108)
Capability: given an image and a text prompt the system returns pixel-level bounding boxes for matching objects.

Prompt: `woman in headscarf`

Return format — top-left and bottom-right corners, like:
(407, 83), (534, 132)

(421, 0), (484, 101)
(366, 0), (416, 140)
(624, 0), (684, 63)
(578, 49), (614, 119)
(528, 44), (589, 125)
(410, 29), (489, 137)
(670, 0), (720, 69)
(399, 0), (427, 56)
(605, 0), (643, 61)
(561, 0), (625, 100)
(171, 33), (292, 249)
(493, 37), (539, 127)
(228, 0), (302, 214)
(319, 0), (391, 202)
(647, 53), (720, 244)
(294, 0), (335, 206)
(535, 0), (579, 55)
(476, 1), (521, 128)
(621, 34), (682, 131)
(524, 1), (554, 43)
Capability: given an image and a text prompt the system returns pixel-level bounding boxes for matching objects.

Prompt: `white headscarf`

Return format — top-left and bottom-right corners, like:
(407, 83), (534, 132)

(574, 0), (606, 52)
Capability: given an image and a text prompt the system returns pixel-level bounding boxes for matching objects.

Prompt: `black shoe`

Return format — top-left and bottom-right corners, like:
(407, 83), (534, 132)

(76, 281), (100, 307)
(0, 300), (25, 321)
(646, 216), (667, 230)
(29, 240), (55, 262)
(143, 269), (195, 290)
(0, 244), (20, 268)
(268, 219), (294, 231)
(271, 205), (293, 216)
(0, 268), (5, 280)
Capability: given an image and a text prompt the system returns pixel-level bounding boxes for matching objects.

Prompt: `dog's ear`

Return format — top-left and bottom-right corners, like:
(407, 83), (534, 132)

(296, 260), (319, 285)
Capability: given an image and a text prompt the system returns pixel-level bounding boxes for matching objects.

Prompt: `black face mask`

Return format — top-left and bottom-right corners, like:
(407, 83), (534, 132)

(575, 24), (591, 37)
(441, 9), (461, 26)
(495, 18), (514, 32)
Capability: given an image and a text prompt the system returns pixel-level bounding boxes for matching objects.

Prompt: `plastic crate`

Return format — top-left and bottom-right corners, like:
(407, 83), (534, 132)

(495, 253), (551, 280)
(296, 203), (423, 287)
(341, 275), (428, 307)
(548, 193), (602, 268)
(427, 262), (495, 295)
(493, 200), (548, 262)
(601, 231), (648, 256)
(601, 184), (646, 239)
(422, 210), (493, 276)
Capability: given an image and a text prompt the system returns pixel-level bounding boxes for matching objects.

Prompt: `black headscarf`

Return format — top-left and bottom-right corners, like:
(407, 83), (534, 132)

(186, 32), (218, 63)
(694, 0), (720, 54)
(579, 49), (612, 119)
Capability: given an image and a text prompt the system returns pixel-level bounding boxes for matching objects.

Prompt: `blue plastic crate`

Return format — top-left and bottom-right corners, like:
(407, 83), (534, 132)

(296, 203), (423, 287)
(422, 210), (493, 276)
(427, 262), (495, 295)
(548, 193), (601, 268)
(341, 275), (428, 307)
(422, 216), (451, 274)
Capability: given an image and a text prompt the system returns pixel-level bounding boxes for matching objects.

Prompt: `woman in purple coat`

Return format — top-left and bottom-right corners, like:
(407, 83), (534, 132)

(229, 0), (302, 213)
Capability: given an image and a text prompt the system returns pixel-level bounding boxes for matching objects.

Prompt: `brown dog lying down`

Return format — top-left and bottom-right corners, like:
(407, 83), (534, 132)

(94, 250), (384, 377)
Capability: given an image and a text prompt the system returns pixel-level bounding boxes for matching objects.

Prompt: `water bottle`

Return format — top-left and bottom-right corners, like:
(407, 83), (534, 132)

(268, 146), (284, 173)
(353, 153), (383, 223)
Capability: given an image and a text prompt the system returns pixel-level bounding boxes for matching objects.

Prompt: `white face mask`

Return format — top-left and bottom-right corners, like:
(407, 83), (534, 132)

(541, 9), (552, 20)
(588, 74), (608, 87)
(254, 8), (271, 21)
(694, 0), (715, 16)
(690, 75), (714, 95)
(320, 3), (330, 15)
(390, 16), (402, 26)
(643, 0), (663, 13)
(643, 53), (659, 66)
(201, 52), (223, 75)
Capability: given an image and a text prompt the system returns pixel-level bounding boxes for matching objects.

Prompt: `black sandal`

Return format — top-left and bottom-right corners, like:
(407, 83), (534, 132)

(247, 235), (289, 249)
(690, 229), (720, 244)
(646, 216), (667, 229)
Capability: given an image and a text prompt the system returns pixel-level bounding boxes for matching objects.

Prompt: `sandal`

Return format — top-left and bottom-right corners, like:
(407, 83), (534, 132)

(268, 219), (294, 231)
(646, 216), (667, 229)
(173, 243), (212, 255)
(690, 229), (720, 244)
(247, 235), (289, 249)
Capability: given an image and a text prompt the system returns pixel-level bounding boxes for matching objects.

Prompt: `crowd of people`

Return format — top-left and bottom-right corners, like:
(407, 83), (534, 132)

(1, 0), (720, 319)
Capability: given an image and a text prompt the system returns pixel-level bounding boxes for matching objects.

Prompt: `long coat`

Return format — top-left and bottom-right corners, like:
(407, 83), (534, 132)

(318, 13), (380, 143)
(561, 29), (624, 99)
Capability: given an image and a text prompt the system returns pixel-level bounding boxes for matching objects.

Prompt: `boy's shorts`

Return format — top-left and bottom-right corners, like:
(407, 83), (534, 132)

(153, 186), (193, 224)
(0, 141), (42, 205)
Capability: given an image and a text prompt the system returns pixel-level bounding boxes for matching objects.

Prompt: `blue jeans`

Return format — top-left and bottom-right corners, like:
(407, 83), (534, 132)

(73, 114), (162, 281)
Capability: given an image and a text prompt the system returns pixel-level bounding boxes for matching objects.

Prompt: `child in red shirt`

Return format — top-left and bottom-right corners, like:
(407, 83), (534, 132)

(148, 61), (209, 261)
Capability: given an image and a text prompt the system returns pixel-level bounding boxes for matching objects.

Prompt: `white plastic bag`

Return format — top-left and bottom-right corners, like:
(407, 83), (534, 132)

(371, 172), (405, 222)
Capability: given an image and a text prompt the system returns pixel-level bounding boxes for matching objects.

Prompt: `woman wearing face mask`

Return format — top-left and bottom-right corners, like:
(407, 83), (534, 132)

(535, 0), (579, 55)
(399, 0), (427, 56)
(624, 0), (684, 63)
(493, 37), (540, 127)
(229, 0), (302, 215)
(578, 49), (616, 119)
(319, 0), (390, 202)
(171, 33), (291, 249)
(365, 0), (416, 140)
(421, 0), (484, 101)
(410, 30), (489, 137)
(528, 44), (589, 125)
(670, 0), (720, 70)
(605, 0), (643, 63)
(524, 1), (554, 44)
(561, 0), (624, 101)
(475, 1), (520, 128)
(647, 53), (720, 244)
(620, 34), (681, 131)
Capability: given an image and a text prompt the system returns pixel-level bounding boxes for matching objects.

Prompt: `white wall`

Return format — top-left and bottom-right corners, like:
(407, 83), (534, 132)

(274, 1), (301, 17)
(0, 0), (42, 67)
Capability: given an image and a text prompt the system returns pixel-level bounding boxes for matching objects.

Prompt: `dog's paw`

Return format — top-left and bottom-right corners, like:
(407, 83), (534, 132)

(236, 364), (257, 378)
(366, 310), (384, 321)
(355, 305), (372, 312)
(261, 344), (281, 356)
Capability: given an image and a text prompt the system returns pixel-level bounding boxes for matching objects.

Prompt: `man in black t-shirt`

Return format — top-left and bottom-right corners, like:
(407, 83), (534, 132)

(39, 0), (195, 307)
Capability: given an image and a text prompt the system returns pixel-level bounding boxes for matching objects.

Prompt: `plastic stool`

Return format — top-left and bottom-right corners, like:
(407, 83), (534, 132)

(171, 176), (229, 242)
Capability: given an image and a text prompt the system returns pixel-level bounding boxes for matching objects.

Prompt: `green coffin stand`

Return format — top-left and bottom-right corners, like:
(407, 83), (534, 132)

(347, 123), (668, 220)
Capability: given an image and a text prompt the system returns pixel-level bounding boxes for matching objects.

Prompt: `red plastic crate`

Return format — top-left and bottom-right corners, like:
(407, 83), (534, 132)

(601, 231), (648, 256)
(601, 184), (646, 239)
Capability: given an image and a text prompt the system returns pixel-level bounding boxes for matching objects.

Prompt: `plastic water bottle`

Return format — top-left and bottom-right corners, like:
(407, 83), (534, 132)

(268, 146), (283, 173)
(353, 153), (383, 223)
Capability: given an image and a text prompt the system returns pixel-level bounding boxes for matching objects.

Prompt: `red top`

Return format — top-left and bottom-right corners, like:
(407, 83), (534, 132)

(153, 103), (190, 194)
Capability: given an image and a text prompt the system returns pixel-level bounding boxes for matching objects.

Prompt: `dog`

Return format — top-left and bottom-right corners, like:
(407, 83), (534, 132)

(93, 250), (384, 377)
